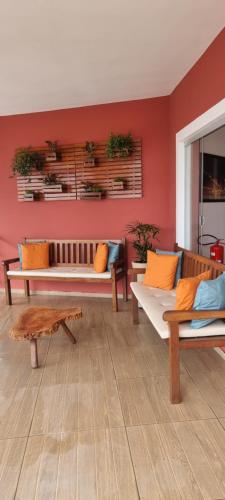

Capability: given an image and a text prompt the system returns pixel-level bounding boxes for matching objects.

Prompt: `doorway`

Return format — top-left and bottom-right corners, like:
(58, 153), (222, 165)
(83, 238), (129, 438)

(176, 98), (225, 249)
(198, 127), (225, 259)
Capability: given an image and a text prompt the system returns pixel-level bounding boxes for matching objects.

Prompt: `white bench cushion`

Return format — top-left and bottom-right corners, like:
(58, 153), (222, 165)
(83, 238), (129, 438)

(131, 281), (225, 339)
(7, 266), (112, 280)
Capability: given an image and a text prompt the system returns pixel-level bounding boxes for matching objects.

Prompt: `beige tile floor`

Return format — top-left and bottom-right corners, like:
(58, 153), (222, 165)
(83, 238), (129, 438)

(0, 293), (225, 499)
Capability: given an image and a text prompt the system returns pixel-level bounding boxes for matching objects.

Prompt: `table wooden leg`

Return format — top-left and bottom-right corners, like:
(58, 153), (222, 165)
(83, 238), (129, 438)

(30, 339), (38, 368)
(61, 321), (77, 344)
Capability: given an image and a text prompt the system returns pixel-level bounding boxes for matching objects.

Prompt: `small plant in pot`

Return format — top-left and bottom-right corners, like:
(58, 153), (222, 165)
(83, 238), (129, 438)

(42, 173), (63, 193)
(126, 221), (160, 268)
(24, 189), (40, 201)
(112, 177), (127, 190)
(12, 148), (45, 177)
(45, 140), (60, 162)
(81, 181), (104, 199)
(106, 133), (133, 159)
(84, 141), (96, 166)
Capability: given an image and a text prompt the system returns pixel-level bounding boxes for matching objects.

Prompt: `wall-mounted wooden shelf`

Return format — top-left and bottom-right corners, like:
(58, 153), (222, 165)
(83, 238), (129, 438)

(16, 139), (142, 202)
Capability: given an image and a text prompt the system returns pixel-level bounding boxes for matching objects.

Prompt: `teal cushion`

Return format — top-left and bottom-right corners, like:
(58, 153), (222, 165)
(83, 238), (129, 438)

(156, 249), (183, 286)
(107, 242), (120, 271)
(191, 272), (225, 329)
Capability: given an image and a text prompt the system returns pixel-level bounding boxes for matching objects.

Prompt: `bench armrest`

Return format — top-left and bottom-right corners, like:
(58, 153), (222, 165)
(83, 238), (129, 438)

(2, 258), (19, 267)
(163, 309), (225, 323)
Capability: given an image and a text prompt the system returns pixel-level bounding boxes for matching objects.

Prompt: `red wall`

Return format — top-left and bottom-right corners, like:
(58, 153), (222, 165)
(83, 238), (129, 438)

(0, 97), (171, 293)
(1, 28), (225, 295)
(169, 27), (225, 232)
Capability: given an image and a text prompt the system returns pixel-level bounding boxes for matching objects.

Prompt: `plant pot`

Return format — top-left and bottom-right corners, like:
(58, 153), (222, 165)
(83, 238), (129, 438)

(24, 192), (39, 202)
(84, 158), (96, 167)
(132, 261), (147, 308)
(46, 152), (58, 162)
(43, 184), (63, 193)
(80, 192), (104, 200)
(112, 181), (125, 190)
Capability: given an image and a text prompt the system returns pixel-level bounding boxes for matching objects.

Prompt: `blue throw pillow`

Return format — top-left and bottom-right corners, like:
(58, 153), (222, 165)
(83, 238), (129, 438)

(18, 243), (22, 269)
(191, 272), (225, 329)
(107, 242), (120, 271)
(156, 249), (183, 286)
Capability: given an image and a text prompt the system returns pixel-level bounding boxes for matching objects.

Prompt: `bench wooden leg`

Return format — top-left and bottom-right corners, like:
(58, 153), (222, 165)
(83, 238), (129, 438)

(112, 272), (118, 312)
(24, 280), (30, 298)
(122, 272), (128, 302)
(169, 322), (181, 404)
(3, 263), (12, 305)
(5, 277), (12, 306)
(61, 320), (77, 344)
(132, 291), (139, 324)
(30, 339), (38, 368)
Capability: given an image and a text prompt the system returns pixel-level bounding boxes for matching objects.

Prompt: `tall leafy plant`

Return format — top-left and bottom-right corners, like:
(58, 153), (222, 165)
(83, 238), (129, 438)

(12, 148), (45, 177)
(126, 221), (160, 263)
(106, 133), (133, 158)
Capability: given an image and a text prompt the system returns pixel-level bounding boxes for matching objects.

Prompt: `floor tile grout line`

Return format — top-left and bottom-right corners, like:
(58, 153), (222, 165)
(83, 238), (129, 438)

(181, 363), (221, 421)
(105, 311), (141, 500)
(13, 335), (52, 499)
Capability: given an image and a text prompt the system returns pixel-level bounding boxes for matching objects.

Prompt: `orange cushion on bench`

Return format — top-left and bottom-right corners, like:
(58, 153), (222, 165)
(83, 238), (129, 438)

(143, 251), (179, 290)
(176, 270), (212, 310)
(21, 242), (49, 270)
(94, 243), (108, 273)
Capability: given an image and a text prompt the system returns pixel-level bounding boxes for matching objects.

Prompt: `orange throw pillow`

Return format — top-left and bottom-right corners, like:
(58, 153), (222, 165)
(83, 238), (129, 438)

(143, 251), (179, 290)
(176, 270), (211, 310)
(94, 243), (108, 273)
(21, 243), (49, 270)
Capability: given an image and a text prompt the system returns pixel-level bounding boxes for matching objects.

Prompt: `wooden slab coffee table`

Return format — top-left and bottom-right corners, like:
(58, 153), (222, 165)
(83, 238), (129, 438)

(10, 306), (82, 368)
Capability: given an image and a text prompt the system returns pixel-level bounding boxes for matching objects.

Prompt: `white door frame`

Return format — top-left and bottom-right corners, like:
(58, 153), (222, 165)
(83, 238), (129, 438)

(176, 98), (225, 248)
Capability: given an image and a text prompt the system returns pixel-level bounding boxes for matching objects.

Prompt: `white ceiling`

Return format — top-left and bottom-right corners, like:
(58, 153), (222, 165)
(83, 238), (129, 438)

(0, 0), (225, 116)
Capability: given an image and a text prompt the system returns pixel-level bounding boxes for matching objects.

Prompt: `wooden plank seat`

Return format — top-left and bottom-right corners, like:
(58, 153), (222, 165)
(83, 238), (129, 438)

(2, 238), (127, 312)
(129, 245), (225, 404)
(10, 306), (82, 368)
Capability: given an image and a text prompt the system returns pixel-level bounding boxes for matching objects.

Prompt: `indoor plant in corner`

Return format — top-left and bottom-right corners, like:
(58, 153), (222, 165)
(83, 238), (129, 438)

(126, 220), (160, 274)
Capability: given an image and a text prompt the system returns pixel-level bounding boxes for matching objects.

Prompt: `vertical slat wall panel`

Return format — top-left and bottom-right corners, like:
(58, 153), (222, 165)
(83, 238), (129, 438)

(16, 140), (142, 201)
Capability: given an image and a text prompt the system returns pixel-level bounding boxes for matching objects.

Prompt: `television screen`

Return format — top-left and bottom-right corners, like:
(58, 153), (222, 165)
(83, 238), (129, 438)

(202, 152), (225, 202)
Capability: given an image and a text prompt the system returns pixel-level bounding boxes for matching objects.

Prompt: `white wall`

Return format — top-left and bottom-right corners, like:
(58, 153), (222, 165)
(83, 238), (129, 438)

(200, 126), (225, 260)
(202, 126), (225, 155)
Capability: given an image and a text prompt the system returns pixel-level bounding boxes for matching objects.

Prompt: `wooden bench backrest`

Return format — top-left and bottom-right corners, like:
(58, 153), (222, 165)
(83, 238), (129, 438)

(176, 244), (225, 279)
(25, 238), (126, 267)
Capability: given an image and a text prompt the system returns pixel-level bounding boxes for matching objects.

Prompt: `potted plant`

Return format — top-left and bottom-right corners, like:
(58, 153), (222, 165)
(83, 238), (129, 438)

(106, 133), (133, 159)
(84, 141), (96, 166)
(12, 148), (45, 177)
(112, 177), (127, 190)
(42, 173), (63, 193)
(81, 181), (104, 199)
(24, 189), (40, 202)
(45, 140), (60, 162)
(126, 220), (160, 272)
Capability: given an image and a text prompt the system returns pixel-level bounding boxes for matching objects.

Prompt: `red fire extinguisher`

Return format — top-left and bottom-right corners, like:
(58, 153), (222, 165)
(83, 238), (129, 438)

(210, 239), (224, 263)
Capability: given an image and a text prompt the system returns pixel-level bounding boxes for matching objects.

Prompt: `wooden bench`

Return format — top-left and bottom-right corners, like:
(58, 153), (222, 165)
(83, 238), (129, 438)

(2, 238), (127, 312)
(129, 245), (225, 404)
